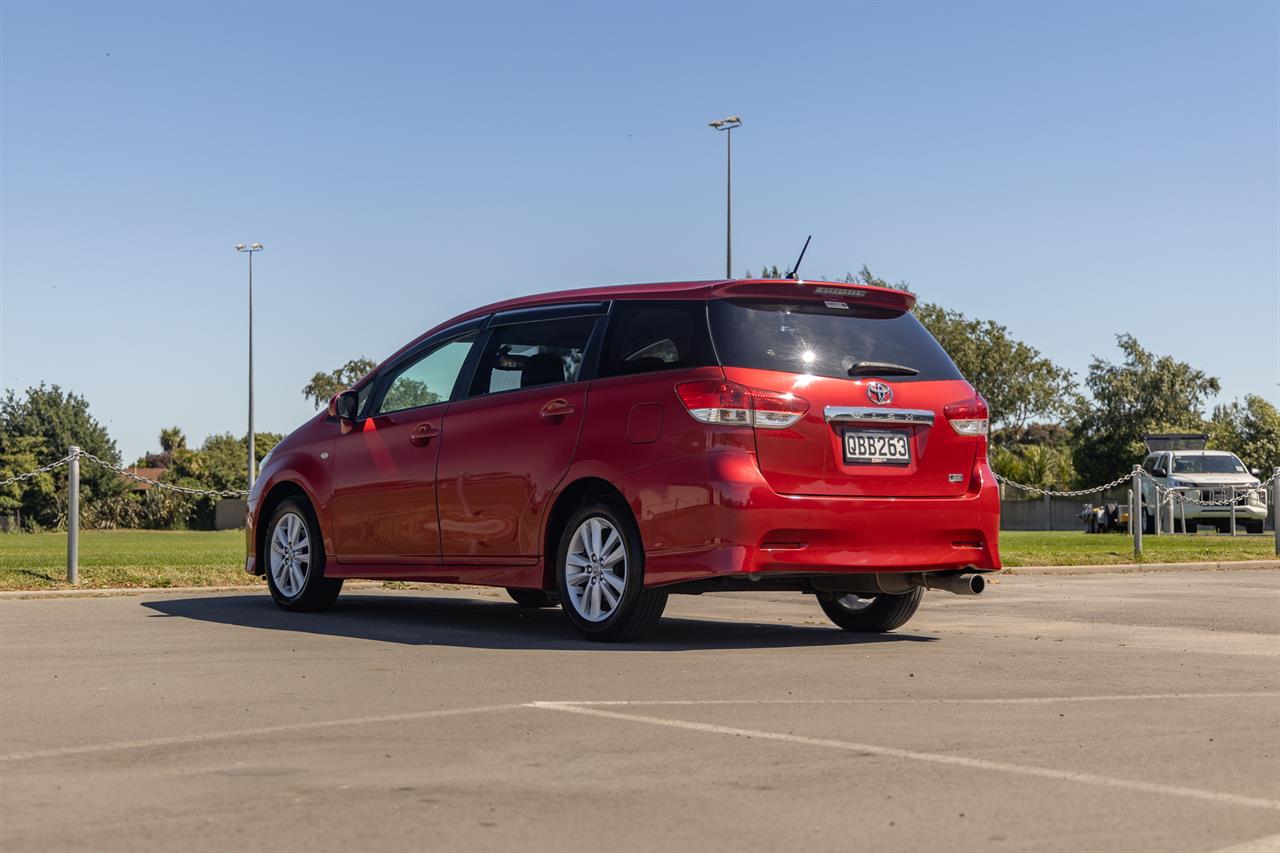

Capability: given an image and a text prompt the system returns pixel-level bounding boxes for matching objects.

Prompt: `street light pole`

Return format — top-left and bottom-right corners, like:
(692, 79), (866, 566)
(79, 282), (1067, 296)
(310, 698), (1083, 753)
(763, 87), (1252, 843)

(235, 243), (263, 491)
(708, 116), (742, 279)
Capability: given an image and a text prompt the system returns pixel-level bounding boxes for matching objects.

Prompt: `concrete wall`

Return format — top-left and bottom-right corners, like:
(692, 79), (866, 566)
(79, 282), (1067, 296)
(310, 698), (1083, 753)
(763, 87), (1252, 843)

(214, 498), (247, 531)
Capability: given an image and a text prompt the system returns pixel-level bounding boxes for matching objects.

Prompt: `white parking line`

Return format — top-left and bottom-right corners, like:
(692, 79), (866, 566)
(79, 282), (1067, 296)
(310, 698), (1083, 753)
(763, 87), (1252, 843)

(0, 703), (522, 763)
(530, 701), (1280, 812)
(544, 691), (1280, 707)
(1207, 833), (1280, 853)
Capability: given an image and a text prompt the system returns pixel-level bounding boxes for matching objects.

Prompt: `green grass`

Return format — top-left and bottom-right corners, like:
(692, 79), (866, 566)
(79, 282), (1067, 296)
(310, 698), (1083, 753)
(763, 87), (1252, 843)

(999, 530), (1276, 567)
(0, 530), (257, 590)
(0, 528), (1274, 591)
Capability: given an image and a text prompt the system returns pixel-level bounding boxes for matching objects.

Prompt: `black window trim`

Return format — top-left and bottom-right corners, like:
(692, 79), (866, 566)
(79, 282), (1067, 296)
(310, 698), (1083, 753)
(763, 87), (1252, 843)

(487, 301), (608, 328)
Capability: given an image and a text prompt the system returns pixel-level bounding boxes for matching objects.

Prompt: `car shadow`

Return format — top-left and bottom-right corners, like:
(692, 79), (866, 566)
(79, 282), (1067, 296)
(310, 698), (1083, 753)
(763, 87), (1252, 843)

(142, 592), (937, 651)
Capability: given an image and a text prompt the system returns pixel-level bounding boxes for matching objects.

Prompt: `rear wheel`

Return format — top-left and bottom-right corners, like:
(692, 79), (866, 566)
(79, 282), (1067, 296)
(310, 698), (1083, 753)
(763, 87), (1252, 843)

(556, 499), (667, 642)
(507, 588), (559, 608)
(1244, 521), (1264, 535)
(817, 588), (923, 633)
(264, 498), (343, 612)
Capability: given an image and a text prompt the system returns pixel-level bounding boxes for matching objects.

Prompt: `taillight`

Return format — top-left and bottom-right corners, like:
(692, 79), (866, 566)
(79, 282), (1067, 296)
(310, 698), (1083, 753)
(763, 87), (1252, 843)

(675, 380), (751, 426)
(675, 380), (808, 430)
(944, 395), (989, 436)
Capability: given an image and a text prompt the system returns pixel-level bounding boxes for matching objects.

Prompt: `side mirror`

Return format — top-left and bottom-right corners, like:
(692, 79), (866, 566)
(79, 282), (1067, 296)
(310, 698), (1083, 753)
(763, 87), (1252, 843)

(1151, 467), (1167, 478)
(329, 390), (360, 432)
(1251, 468), (1261, 477)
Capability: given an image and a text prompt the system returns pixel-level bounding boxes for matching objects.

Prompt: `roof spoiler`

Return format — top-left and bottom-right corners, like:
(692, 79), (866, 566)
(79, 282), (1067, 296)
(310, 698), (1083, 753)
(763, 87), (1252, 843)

(1143, 433), (1207, 452)
(716, 280), (916, 311)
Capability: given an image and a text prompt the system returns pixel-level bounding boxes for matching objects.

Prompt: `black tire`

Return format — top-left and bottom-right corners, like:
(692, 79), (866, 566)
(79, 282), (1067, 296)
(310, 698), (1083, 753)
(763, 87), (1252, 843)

(507, 587), (559, 608)
(1143, 511), (1155, 535)
(555, 498), (667, 642)
(263, 497), (343, 612)
(817, 588), (924, 633)
(1244, 521), (1264, 535)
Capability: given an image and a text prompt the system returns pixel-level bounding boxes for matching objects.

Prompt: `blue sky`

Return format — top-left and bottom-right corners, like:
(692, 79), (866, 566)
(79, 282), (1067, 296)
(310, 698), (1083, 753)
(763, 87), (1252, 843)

(1, 0), (1276, 465)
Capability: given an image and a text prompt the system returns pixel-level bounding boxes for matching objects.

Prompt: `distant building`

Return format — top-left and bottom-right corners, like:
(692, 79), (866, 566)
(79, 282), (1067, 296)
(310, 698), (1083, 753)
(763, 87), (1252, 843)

(121, 467), (166, 492)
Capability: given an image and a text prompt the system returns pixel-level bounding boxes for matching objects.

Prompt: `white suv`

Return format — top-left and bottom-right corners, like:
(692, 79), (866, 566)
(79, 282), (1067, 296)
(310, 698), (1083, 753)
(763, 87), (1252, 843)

(1139, 434), (1266, 534)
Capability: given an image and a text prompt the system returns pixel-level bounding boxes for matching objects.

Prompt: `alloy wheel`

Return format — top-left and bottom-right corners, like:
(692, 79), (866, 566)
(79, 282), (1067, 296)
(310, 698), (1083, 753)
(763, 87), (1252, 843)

(269, 511), (311, 598)
(564, 516), (627, 622)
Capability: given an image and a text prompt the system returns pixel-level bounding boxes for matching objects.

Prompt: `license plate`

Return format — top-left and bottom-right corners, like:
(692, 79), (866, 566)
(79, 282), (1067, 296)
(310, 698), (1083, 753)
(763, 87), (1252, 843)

(843, 429), (911, 464)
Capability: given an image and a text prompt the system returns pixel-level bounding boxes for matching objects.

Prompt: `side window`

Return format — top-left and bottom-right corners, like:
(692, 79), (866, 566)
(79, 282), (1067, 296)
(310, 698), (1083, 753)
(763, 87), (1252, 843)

(469, 316), (597, 397)
(375, 333), (478, 415)
(599, 301), (715, 378)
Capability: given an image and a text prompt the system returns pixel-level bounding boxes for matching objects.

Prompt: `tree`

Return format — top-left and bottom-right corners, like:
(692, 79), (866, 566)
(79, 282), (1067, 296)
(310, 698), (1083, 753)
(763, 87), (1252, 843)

(159, 427), (186, 454)
(1072, 334), (1220, 486)
(1209, 395), (1280, 475)
(0, 384), (124, 529)
(303, 358), (376, 409)
(913, 302), (1077, 435)
(842, 265), (911, 291)
(990, 443), (1077, 492)
(163, 431), (283, 528)
(0, 434), (47, 524)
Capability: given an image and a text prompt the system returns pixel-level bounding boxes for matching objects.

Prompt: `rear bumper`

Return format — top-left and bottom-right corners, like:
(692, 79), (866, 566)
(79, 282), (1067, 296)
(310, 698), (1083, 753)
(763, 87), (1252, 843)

(619, 450), (1002, 588)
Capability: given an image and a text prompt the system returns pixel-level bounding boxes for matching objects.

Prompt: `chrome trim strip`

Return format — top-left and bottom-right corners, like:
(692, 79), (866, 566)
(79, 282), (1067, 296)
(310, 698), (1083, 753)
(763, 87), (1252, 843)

(824, 406), (935, 425)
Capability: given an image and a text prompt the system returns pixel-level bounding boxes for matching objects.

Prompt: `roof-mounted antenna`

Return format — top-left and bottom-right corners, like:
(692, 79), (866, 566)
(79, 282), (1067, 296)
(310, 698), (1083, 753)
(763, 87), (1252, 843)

(785, 235), (812, 280)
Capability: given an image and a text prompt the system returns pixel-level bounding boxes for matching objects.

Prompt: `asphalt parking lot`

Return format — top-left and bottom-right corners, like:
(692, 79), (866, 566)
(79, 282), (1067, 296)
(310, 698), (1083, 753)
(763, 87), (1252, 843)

(2, 571), (1278, 853)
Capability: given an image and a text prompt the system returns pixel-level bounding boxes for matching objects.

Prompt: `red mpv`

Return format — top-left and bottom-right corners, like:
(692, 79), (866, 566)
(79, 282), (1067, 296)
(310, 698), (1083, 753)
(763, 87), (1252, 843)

(246, 278), (1001, 641)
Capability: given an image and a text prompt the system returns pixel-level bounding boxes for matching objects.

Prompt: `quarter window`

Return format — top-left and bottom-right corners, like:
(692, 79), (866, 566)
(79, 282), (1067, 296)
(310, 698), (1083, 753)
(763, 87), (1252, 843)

(599, 301), (715, 378)
(469, 316), (597, 397)
(375, 333), (478, 415)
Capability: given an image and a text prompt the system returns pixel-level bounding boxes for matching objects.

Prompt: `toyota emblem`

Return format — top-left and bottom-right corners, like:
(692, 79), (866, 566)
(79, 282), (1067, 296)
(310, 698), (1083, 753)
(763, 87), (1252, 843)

(867, 382), (893, 405)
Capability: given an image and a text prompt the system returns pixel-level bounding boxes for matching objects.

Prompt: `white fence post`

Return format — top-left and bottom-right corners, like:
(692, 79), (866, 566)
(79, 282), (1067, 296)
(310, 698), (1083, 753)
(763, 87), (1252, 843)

(1132, 466), (1142, 558)
(1273, 468), (1279, 556)
(1229, 486), (1236, 536)
(67, 446), (80, 585)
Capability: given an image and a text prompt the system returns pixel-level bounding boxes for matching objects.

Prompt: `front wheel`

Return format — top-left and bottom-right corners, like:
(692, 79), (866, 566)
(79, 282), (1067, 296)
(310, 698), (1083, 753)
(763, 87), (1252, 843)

(817, 588), (923, 633)
(264, 498), (343, 612)
(556, 499), (667, 642)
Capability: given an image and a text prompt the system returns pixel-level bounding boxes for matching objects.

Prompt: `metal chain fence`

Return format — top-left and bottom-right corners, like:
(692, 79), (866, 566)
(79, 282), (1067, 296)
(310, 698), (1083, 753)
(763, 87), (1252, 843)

(0, 450), (84, 488)
(1, 449), (248, 497)
(78, 451), (249, 498)
(993, 471), (1134, 498)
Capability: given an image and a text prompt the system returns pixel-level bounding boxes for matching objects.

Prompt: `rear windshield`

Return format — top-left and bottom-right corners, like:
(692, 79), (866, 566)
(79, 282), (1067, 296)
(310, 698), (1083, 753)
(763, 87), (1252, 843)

(1173, 455), (1247, 475)
(707, 299), (963, 382)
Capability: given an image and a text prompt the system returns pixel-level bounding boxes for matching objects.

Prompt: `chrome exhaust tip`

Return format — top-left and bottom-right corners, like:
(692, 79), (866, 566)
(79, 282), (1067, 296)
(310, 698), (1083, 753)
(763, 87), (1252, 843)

(922, 572), (985, 596)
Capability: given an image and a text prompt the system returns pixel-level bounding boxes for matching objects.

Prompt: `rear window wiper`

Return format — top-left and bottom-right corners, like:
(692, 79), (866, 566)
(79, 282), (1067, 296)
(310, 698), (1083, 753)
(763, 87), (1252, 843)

(847, 361), (919, 377)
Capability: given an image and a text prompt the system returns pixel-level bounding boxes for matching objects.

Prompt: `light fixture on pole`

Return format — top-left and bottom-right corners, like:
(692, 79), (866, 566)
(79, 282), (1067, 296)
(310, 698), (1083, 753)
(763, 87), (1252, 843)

(235, 242), (263, 491)
(708, 115), (742, 279)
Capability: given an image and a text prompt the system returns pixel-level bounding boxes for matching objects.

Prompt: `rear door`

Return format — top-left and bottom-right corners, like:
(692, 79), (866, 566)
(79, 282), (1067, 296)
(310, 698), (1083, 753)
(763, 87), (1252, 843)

(436, 307), (603, 562)
(708, 298), (983, 498)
